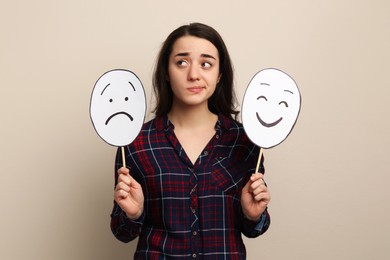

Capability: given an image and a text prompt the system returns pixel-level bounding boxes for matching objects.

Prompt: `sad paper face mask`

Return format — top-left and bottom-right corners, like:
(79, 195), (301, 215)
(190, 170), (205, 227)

(90, 69), (146, 147)
(242, 68), (301, 149)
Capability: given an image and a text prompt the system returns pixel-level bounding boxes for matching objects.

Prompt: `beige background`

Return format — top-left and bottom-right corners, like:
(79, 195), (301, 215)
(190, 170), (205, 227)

(1, 0), (389, 259)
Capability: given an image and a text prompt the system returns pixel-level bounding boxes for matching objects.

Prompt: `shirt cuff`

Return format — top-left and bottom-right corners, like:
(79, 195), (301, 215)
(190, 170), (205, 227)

(242, 208), (270, 237)
(121, 210), (145, 226)
(254, 210), (269, 231)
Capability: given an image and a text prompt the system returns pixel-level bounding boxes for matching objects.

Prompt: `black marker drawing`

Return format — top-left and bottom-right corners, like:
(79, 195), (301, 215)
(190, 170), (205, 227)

(242, 68), (301, 173)
(90, 69), (146, 148)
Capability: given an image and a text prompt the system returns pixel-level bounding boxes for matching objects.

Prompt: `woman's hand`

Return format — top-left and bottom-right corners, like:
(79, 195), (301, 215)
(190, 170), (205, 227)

(114, 167), (144, 219)
(241, 173), (271, 221)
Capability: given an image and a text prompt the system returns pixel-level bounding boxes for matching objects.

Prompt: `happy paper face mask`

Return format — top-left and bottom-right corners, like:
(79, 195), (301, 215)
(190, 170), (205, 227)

(90, 69), (146, 147)
(242, 68), (301, 148)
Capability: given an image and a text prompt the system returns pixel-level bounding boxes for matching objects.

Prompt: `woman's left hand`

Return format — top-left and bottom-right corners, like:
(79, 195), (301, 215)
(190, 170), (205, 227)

(241, 173), (271, 221)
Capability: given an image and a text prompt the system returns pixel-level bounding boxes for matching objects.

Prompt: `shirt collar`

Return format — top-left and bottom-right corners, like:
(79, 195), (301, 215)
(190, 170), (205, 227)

(216, 113), (235, 131)
(155, 115), (171, 132)
(154, 113), (235, 132)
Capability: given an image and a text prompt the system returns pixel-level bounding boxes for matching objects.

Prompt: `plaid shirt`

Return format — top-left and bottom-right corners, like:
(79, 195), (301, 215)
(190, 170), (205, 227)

(110, 114), (270, 259)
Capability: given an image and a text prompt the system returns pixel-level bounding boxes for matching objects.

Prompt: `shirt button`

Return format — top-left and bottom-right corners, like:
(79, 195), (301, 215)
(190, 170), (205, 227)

(216, 134), (220, 139)
(203, 151), (208, 156)
(193, 231), (197, 236)
(192, 253), (197, 258)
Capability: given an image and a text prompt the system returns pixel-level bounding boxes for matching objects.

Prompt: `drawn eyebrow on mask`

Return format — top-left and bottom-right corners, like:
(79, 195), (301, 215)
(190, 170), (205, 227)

(128, 81), (136, 91)
(260, 83), (270, 86)
(284, 89), (294, 94)
(101, 82), (136, 95)
(101, 83), (111, 95)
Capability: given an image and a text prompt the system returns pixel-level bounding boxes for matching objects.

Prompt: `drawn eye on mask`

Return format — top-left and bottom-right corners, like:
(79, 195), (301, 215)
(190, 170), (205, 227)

(90, 69), (146, 147)
(242, 68), (301, 149)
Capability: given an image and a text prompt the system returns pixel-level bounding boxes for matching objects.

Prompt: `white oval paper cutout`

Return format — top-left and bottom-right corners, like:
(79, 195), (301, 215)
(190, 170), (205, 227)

(90, 69), (146, 147)
(242, 68), (301, 149)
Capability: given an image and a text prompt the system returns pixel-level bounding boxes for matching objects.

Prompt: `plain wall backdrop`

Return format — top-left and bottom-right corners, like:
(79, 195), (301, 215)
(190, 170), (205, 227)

(1, 0), (389, 259)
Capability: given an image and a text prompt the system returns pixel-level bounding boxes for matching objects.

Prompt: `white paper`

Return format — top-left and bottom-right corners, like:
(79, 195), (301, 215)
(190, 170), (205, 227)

(242, 68), (301, 149)
(90, 69), (146, 147)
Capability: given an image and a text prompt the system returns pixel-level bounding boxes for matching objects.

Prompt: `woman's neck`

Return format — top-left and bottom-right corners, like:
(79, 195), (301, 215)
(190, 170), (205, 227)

(167, 103), (218, 164)
(168, 103), (217, 130)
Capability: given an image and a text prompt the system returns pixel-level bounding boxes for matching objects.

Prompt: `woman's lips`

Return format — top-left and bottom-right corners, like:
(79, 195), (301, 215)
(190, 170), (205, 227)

(187, 86), (204, 93)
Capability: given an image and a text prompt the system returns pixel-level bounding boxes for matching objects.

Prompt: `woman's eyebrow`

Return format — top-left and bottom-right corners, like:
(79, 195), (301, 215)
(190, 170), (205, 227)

(201, 53), (216, 60)
(174, 52), (216, 60)
(175, 52), (190, 57)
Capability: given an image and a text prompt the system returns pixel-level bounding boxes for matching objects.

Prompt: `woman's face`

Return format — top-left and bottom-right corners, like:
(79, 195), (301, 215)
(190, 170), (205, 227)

(168, 35), (221, 109)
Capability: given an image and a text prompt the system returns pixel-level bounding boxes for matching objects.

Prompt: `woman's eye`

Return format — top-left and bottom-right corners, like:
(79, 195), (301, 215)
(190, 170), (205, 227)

(202, 62), (212, 68)
(177, 60), (188, 67)
(279, 101), (289, 107)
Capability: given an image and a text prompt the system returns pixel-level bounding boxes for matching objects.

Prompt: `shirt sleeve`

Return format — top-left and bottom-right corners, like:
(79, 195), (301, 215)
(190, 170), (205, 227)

(110, 201), (145, 243)
(240, 144), (271, 238)
(110, 147), (144, 243)
(241, 207), (271, 238)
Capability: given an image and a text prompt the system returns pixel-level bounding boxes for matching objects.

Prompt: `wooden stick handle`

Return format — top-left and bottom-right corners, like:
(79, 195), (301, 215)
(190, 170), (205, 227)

(255, 148), (263, 174)
(121, 146), (126, 168)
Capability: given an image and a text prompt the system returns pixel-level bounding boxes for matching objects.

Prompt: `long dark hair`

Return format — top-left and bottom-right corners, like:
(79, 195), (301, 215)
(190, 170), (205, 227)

(152, 23), (238, 120)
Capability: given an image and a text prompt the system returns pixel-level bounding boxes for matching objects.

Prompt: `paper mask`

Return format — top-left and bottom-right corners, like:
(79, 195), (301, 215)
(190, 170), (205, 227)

(90, 69), (146, 147)
(242, 68), (301, 149)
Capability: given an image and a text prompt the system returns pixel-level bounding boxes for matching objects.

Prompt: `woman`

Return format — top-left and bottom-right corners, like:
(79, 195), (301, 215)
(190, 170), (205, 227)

(111, 22), (271, 259)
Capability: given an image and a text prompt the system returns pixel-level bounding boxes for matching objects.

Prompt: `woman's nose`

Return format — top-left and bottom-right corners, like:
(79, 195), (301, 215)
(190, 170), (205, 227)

(188, 65), (200, 81)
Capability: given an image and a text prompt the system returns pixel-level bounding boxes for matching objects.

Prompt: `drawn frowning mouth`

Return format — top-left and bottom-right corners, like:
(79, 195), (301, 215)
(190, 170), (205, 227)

(256, 112), (283, 128)
(105, 111), (134, 125)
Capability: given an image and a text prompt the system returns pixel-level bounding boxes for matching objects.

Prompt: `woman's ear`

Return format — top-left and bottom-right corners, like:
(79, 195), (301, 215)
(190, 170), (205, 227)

(217, 74), (222, 83)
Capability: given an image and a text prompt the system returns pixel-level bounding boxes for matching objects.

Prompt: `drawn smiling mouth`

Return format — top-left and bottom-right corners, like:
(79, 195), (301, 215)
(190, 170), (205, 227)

(256, 112), (283, 128)
(105, 111), (134, 125)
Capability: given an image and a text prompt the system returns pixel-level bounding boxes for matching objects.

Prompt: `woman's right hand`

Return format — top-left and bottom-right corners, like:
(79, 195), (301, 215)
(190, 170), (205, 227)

(114, 167), (144, 219)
